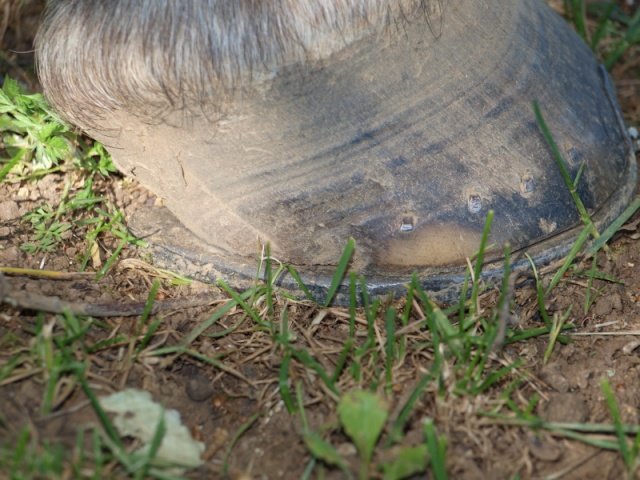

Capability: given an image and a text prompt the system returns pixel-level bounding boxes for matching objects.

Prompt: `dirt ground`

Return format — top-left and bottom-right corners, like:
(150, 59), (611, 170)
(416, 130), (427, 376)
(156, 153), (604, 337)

(2, 1), (640, 479)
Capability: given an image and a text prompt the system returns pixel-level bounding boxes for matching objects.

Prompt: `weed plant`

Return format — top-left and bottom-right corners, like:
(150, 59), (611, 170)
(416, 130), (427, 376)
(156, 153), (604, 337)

(0, 77), (145, 268)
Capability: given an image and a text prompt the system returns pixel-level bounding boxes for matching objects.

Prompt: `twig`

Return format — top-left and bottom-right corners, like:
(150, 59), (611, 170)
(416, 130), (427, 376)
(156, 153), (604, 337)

(0, 273), (222, 317)
(1, 267), (96, 280)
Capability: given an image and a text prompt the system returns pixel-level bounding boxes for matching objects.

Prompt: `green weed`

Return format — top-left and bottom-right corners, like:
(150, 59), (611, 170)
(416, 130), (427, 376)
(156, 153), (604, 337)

(300, 388), (442, 480)
(0, 77), (72, 173)
(1, 76), (145, 267)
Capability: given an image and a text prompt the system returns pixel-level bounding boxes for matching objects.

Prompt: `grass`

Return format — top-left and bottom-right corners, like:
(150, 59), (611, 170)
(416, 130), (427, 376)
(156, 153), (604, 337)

(481, 378), (640, 478)
(3, 205), (633, 478)
(1, 77), (146, 277)
(563, 0), (640, 70)
(1, 1), (640, 479)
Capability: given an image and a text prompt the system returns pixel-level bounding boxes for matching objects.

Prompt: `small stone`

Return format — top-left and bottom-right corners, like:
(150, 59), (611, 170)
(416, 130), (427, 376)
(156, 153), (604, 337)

(0, 201), (20, 220)
(539, 363), (569, 393)
(543, 393), (589, 423)
(239, 364), (259, 379)
(610, 293), (623, 311)
(185, 375), (215, 402)
(528, 434), (562, 462)
(268, 354), (282, 368)
(336, 443), (357, 457)
(575, 370), (590, 390)
(97, 291), (114, 303)
(539, 218), (557, 235)
(593, 297), (613, 317)
(622, 340), (640, 355)
(0, 246), (20, 263)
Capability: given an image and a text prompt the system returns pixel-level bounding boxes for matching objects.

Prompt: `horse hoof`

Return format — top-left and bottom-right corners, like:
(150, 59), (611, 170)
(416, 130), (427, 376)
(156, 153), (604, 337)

(36, 0), (637, 303)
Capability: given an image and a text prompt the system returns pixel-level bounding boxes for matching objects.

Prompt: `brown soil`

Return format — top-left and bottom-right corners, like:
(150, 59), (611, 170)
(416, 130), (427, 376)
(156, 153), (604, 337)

(2, 2), (640, 479)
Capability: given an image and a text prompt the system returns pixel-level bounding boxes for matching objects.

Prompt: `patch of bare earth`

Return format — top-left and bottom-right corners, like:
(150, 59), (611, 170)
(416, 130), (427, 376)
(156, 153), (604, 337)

(1, 1), (640, 479)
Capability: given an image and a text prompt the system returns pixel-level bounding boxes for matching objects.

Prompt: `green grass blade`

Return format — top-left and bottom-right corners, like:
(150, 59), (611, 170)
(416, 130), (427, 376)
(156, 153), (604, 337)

(590, 0), (618, 49)
(137, 280), (160, 335)
(279, 302), (290, 344)
(584, 255), (598, 314)
(303, 430), (353, 480)
(332, 339), (354, 383)
(291, 348), (339, 396)
(457, 268), (471, 334)
(473, 360), (523, 395)
(505, 324), (573, 344)
(73, 364), (124, 450)
(360, 275), (379, 341)
(135, 318), (163, 356)
(570, 0), (588, 41)
(323, 238), (356, 307)
(545, 224), (592, 295)
(217, 279), (267, 328)
(0, 147), (27, 181)
(533, 101), (599, 241)
(285, 265), (317, 303)
(134, 407), (165, 480)
(296, 382), (309, 430)
(385, 307), (397, 394)
(601, 378), (632, 469)
(387, 372), (433, 446)
(301, 458), (317, 480)
(526, 254), (552, 329)
(10, 428), (30, 478)
(185, 301), (237, 343)
(402, 279), (414, 327)
(588, 196), (640, 256)
(423, 418), (448, 480)
(183, 287), (258, 345)
(265, 243), (274, 319)
(349, 271), (357, 338)
(95, 238), (128, 279)
(279, 352), (296, 413)
(471, 211), (494, 311)
(0, 354), (22, 383)
(543, 308), (572, 365)
(573, 269), (622, 284)
(222, 412), (262, 476)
